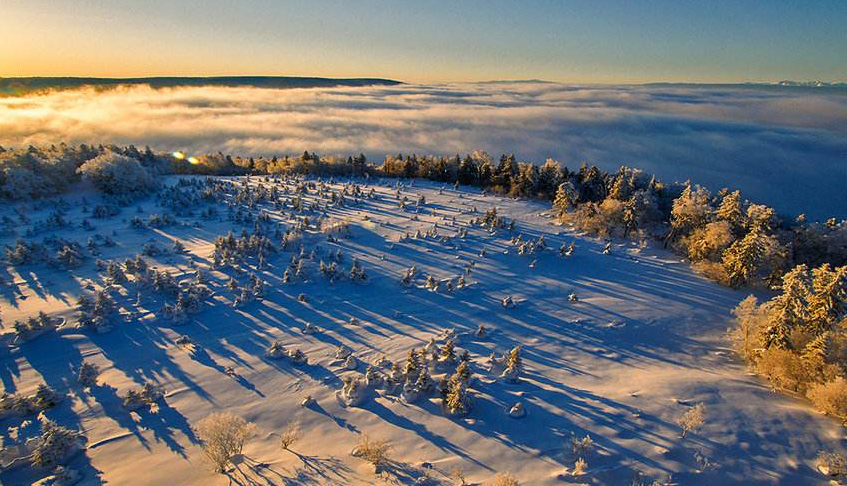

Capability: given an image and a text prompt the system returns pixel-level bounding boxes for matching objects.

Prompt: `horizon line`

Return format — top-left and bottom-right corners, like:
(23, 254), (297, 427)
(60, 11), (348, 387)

(2, 74), (846, 87)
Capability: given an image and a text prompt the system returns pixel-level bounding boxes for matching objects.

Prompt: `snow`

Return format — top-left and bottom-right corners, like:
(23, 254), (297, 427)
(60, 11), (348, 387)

(0, 176), (843, 485)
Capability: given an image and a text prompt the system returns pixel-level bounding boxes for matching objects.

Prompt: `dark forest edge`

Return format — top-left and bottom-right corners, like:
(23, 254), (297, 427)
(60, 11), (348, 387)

(1, 143), (846, 422)
(0, 76), (402, 96)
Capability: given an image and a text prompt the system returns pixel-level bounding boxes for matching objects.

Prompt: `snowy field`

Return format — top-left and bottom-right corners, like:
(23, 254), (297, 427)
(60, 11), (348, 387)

(0, 176), (843, 485)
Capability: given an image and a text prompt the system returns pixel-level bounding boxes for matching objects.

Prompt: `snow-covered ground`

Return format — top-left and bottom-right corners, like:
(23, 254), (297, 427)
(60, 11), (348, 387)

(0, 177), (843, 485)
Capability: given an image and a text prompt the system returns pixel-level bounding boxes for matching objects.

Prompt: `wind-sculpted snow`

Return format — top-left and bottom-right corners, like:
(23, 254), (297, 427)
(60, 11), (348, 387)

(1, 82), (846, 218)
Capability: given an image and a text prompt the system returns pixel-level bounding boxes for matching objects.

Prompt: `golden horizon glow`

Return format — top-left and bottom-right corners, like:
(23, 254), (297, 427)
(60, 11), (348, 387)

(2, 1), (845, 85)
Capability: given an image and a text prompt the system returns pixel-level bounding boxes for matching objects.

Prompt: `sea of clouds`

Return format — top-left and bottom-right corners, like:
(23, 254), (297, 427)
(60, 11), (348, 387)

(1, 82), (845, 219)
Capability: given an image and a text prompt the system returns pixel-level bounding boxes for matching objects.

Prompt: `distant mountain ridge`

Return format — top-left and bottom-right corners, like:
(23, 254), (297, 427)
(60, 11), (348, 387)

(0, 76), (402, 96)
(776, 80), (847, 87)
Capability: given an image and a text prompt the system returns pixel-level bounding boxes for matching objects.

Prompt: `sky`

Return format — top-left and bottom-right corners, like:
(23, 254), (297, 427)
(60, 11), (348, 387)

(2, 0), (846, 83)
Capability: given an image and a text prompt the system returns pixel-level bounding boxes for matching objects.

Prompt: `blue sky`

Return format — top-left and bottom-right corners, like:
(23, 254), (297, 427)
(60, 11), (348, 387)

(2, 0), (845, 82)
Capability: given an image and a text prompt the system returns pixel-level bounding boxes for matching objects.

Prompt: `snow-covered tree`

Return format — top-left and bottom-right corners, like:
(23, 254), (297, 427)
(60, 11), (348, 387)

(445, 369), (471, 415)
(808, 264), (847, 333)
(722, 227), (781, 288)
(553, 181), (578, 217)
(30, 418), (83, 470)
(500, 345), (523, 382)
(77, 362), (100, 388)
(670, 182), (712, 239)
(77, 151), (157, 196)
(716, 190), (745, 233)
(762, 265), (811, 349)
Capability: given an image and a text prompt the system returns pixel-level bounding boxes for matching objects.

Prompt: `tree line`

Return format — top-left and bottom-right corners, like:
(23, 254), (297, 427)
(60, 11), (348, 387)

(2, 143), (845, 289)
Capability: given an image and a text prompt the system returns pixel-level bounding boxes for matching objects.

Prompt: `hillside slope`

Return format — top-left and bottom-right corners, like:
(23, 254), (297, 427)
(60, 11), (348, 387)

(0, 177), (842, 485)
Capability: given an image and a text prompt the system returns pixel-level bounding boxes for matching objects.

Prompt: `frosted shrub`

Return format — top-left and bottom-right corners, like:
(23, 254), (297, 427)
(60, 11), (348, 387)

(334, 344), (353, 360)
(0, 392), (36, 417)
(572, 457), (588, 476)
(122, 382), (164, 410)
(265, 341), (286, 359)
(450, 467), (468, 486)
(500, 345), (522, 383)
(816, 451), (847, 477)
(352, 435), (391, 473)
(278, 421), (301, 451)
(678, 403), (706, 438)
(195, 412), (257, 473)
(570, 433), (593, 458)
(287, 348), (307, 365)
(487, 472), (519, 486)
(755, 348), (814, 393)
(807, 378), (847, 420)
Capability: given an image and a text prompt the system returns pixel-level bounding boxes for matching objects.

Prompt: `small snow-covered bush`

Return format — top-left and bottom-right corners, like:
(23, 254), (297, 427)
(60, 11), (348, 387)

(278, 421), (301, 451)
(807, 378), (847, 420)
(0, 392), (34, 418)
(340, 376), (368, 406)
(487, 472), (519, 486)
(449, 468), (468, 485)
(570, 433), (593, 459)
(77, 362), (100, 389)
(195, 412), (257, 473)
(12, 312), (59, 344)
(30, 419), (83, 470)
(32, 384), (61, 410)
(678, 403), (706, 438)
(352, 435), (391, 473)
(78, 151), (156, 196)
(816, 451), (847, 477)
(122, 382), (163, 410)
(572, 457), (588, 476)
(265, 341), (286, 359)
(500, 345), (522, 383)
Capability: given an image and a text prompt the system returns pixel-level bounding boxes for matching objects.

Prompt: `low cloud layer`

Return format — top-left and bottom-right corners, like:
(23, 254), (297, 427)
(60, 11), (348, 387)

(1, 82), (846, 219)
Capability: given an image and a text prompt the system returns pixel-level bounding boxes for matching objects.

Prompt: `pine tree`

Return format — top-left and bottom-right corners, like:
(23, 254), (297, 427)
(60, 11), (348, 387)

(445, 372), (470, 415)
(608, 172), (631, 201)
(455, 360), (471, 382)
(106, 261), (126, 284)
(670, 182), (712, 239)
(404, 348), (420, 380)
(745, 204), (776, 233)
(801, 331), (831, 365)
(441, 339), (456, 363)
(808, 264), (847, 333)
(722, 228), (768, 288)
(537, 158), (564, 198)
(623, 196), (639, 237)
(763, 264), (811, 349)
(553, 181), (578, 216)
(77, 362), (100, 388)
(716, 190), (744, 233)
